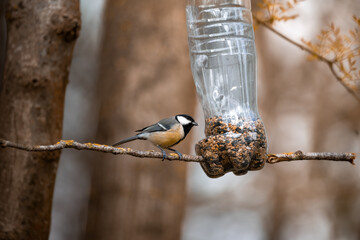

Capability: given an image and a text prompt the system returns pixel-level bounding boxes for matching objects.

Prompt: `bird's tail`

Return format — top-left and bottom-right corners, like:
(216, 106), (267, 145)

(112, 135), (140, 146)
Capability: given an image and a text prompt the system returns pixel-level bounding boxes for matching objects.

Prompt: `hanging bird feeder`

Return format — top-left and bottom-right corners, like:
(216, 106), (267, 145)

(186, 0), (268, 177)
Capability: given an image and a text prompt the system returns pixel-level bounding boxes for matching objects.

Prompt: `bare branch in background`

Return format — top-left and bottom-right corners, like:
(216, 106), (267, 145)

(253, 0), (360, 102)
(253, 15), (360, 102)
(0, 139), (356, 165)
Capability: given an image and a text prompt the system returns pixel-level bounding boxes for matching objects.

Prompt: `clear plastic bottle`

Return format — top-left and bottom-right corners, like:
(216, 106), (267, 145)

(186, 0), (267, 177)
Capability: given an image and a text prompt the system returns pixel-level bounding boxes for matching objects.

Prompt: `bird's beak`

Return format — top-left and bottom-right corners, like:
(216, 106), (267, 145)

(193, 122), (198, 126)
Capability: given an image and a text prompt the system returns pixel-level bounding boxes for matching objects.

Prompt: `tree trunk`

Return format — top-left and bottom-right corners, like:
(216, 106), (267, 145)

(84, 0), (196, 239)
(0, 1), (80, 239)
(0, 0), (6, 86)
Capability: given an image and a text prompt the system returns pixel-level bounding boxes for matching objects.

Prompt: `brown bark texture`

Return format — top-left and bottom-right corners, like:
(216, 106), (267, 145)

(0, 0), (6, 86)
(84, 0), (196, 239)
(0, 1), (80, 239)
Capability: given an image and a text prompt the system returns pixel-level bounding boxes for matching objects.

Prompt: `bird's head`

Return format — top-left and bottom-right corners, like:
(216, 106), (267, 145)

(176, 114), (198, 136)
(176, 114), (198, 127)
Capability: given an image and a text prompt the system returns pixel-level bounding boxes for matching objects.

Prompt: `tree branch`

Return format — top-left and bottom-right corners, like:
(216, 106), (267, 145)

(0, 139), (356, 165)
(268, 150), (356, 165)
(0, 139), (203, 162)
(253, 15), (360, 102)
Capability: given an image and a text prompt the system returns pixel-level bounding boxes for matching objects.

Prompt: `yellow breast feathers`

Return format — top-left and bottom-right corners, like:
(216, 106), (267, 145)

(147, 124), (184, 148)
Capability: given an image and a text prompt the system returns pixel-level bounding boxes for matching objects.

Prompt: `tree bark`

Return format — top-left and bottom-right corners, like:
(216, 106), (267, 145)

(0, 0), (7, 87)
(84, 0), (196, 239)
(0, 1), (80, 239)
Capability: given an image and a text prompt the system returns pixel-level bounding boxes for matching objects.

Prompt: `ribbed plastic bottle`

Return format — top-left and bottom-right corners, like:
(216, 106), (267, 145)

(186, 0), (267, 177)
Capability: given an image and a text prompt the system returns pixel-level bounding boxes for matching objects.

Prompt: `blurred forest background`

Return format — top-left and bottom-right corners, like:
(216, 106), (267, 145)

(8, 0), (357, 239)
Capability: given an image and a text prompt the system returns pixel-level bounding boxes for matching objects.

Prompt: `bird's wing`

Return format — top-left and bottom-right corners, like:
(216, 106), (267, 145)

(135, 117), (175, 133)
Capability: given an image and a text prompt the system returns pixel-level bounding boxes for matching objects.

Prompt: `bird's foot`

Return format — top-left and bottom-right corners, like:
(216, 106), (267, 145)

(157, 146), (167, 161)
(168, 148), (183, 159)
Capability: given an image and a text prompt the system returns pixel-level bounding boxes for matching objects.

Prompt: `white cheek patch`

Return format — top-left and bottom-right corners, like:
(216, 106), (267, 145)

(177, 116), (192, 125)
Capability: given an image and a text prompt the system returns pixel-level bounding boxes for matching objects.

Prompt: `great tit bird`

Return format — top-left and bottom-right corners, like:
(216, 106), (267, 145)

(113, 114), (198, 160)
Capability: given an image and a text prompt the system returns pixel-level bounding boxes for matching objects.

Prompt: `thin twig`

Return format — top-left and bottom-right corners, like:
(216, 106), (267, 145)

(0, 139), (356, 165)
(328, 62), (360, 102)
(268, 150), (356, 165)
(253, 15), (331, 63)
(253, 15), (360, 102)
